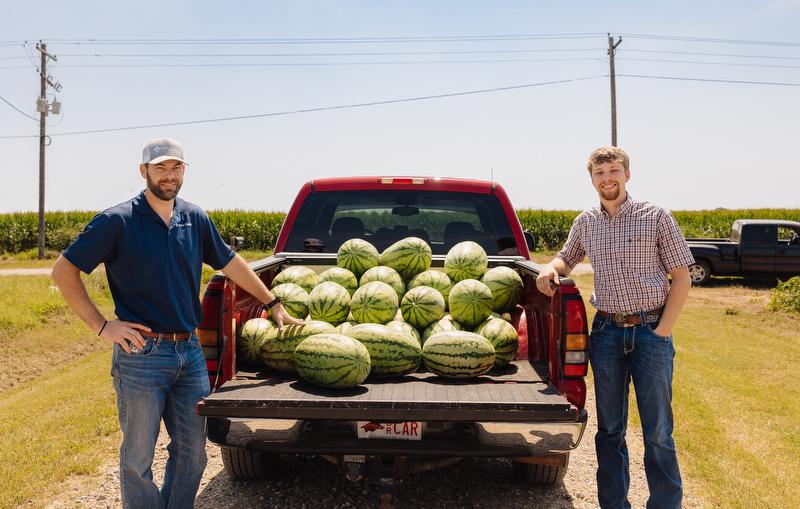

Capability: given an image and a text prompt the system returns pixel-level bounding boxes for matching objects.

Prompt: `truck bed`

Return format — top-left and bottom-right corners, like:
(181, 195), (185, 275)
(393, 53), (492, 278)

(198, 360), (578, 423)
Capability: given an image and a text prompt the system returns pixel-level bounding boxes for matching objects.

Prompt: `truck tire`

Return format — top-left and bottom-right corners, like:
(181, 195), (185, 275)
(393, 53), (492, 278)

(688, 260), (711, 285)
(512, 453), (569, 485)
(220, 446), (279, 480)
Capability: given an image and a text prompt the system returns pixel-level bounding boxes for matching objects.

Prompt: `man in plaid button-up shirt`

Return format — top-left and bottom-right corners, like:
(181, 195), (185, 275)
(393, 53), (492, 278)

(537, 147), (693, 509)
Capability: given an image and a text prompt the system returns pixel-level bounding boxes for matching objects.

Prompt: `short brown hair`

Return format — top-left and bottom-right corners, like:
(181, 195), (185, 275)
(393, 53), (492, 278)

(587, 146), (629, 174)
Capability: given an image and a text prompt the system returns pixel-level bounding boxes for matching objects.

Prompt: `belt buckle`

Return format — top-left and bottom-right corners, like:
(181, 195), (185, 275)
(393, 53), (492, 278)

(613, 313), (635, 328)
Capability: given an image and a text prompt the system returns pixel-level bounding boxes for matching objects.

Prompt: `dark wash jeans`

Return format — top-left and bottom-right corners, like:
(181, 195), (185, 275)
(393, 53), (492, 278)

(111, 334), (210, 509)
(589, 313), (682, 509)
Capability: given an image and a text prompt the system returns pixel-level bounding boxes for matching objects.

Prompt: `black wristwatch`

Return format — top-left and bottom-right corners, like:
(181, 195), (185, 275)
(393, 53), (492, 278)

(263, 296), (281, 312)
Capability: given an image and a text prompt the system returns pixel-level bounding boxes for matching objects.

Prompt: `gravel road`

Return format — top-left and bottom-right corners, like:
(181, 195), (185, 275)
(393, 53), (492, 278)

(45, 383), (705, 509)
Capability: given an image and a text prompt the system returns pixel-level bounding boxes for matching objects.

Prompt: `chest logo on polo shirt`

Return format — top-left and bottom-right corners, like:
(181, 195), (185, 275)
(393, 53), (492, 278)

(174, 221), (192, 227)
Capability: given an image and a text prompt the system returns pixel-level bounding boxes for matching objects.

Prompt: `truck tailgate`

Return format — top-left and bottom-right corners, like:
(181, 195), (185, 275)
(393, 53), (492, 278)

(198, 361), (578, 422)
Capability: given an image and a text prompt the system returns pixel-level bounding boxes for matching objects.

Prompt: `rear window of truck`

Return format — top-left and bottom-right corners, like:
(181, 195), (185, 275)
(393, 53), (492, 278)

(283, 190), (518, 255)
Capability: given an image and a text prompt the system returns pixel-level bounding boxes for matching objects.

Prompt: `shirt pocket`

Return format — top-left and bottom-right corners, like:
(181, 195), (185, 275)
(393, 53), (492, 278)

(625, 224), (658, 272)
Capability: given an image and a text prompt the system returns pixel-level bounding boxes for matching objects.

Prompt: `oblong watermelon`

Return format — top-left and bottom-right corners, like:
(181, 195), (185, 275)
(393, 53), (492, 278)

(337, 239), (380, 279)
(317, 267), (359, 296)
(400, 285), (445, 329)
(350, 281), (399, 324)
(379, 237), (433, 281)
(272, 265), (318, 293)
(422, 331), (496, 378)
(359, 266), (405, 301)
(481, 266), (524, 312)
(270, 283), (309, 320)
(385, 319), (421, 344)
(260, 320), (335, 372)
(344, 323), (421, 377)
(444, 241), (488, 282)
(238, 317), (276, 366)
(475, 317), (519, 367)
(294, 333), (371, 388)
(335, 320), (359, 336)
(448, 279), (494, 328)
(407, 270), (452, 307)
(307, 281), (351, 326)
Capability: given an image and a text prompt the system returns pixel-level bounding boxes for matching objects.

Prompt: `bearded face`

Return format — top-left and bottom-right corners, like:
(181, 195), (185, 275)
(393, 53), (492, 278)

(144, 162), (184, 201)
(590, 161), (629, 204)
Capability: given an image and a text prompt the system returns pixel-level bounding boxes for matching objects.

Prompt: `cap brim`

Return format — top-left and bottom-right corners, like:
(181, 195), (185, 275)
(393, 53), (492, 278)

(148, 156), (188, 165)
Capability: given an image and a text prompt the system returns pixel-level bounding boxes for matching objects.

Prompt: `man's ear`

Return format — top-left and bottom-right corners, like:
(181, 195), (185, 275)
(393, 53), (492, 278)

(139, 164), (147, 178)
(625, 168), (631, 182)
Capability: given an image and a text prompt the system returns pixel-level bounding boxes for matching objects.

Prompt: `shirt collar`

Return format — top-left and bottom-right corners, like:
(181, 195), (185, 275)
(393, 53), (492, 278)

(132, 190), (183, 225)
(599, 193), (634, 219)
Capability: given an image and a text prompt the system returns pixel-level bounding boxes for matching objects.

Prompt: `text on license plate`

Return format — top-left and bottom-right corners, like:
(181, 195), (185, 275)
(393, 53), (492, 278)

(356, 421), (423, 440)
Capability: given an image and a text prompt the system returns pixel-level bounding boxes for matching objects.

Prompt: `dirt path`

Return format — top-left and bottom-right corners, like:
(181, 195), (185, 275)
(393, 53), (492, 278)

(44, 381), (704, 509)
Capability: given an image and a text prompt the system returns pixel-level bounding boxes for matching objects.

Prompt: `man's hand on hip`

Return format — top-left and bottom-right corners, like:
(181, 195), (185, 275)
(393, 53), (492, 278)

(100, 319), (152, 353)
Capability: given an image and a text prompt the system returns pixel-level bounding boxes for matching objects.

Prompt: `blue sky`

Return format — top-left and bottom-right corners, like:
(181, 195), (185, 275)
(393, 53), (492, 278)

(1, 1), (799, 213)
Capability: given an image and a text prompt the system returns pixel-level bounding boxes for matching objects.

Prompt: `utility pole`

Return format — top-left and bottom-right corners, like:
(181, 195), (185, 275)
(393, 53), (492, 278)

(35, 42), (61, 259)
(607, 33), (622, 147)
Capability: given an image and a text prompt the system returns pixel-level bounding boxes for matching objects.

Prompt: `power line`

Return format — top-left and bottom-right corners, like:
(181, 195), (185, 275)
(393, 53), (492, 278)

(618, 74), (800, 86)
(0, 75), (606, 139)
(621, 33), (800, 47)
(624, 49), (800, 60)
(619, 57), (800, 70)
(0, 95), (39, 121)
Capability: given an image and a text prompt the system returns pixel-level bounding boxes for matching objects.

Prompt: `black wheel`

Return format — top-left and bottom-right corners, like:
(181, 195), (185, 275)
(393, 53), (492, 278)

(220, 446), (280, 480)
(512, 453), (569, 485)
(688, 260), (711, 285)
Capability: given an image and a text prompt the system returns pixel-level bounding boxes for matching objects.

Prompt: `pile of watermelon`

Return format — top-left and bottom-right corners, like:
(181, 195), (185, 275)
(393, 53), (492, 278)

(238, 237), (524, 388)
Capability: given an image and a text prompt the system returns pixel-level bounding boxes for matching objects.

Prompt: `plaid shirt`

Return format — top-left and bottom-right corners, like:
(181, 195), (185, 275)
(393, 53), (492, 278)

(556, 195), (695, 314)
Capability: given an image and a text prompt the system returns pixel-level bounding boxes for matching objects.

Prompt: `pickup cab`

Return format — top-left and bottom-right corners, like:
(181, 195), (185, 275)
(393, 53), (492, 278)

(687, 219), (800, 284)
(194, 177), (589, 499)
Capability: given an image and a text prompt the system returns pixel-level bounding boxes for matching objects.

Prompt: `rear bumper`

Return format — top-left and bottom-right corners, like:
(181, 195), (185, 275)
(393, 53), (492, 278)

(206, 408), (587, 457)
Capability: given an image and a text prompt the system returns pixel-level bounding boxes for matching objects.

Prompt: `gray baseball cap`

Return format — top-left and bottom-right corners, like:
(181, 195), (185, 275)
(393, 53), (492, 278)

(142, 138), (188, 165)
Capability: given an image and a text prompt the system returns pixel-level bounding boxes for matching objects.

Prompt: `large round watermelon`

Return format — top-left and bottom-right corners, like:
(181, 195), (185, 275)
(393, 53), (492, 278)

(344, 323), (421, 377)
(317, 267), (359, 296)
(448, 279), (494, 328)
(444, 241), (488, 282)
(475, 317), (519, 367)
(359, 266), (405, 300)
(407, 270), (452, 306)
(481, 266), (524, 312)
(337, 239), (380, 279)
(422, 331), (496, 378)
(350, 281), (399, 324)
(294, 333), (371, 388)
(421, 315), (462, 344)
(379, 237), (433, 281)
(307, 281), (351, 326)
(238, 317), (276, 366)
(270, 283), (309, 319)
(272, 265), (318, 293)
(400, 286), (445, 329)
(260, 320), (335, 372)
(385, 319), (421, 344)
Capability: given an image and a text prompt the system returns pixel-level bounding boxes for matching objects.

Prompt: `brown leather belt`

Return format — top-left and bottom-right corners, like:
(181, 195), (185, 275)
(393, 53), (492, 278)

(140, 331), (193, 341)
(597, 308), (663, 328)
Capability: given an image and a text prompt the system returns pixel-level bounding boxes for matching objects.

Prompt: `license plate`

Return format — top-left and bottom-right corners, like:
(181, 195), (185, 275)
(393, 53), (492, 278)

(356, 421), (423, 440)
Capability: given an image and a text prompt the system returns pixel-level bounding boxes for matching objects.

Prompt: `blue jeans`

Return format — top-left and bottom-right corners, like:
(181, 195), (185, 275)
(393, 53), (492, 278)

(111, 334), (210, 509)
(589, 314), (682, 509)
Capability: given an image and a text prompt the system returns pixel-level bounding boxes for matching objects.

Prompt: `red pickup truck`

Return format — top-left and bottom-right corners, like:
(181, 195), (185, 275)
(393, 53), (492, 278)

(195, 177), (589, 500)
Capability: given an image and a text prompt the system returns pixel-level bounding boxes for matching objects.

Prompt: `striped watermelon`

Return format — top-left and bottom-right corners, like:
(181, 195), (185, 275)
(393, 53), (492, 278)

(350, 281), (399, 324)
(385, 320), (421, 344)
(422, 331), (496, 378)
(260, 320), (335, 372)
(317, 267), (358, 296)
(481, 266), (524, 312)
(307, 282), (351, 326)
(337, 239), (380, 278)
(400, 286), (445, 329)
(444, 241), (488, 282)
(379, 237), (433, 280)
(238, 318), (276, 366)
(270, 283), (309, 319)
(407, 270), (452, 307)
(294, 333), (371, 388)
(359, 266), (405, 300)
(448, 279), (494, 328)
(344, 323), (421, 377)
(335, 320), (359, 335)
(421, 315), (462, 344)
(475, 317), (519, 367)
(272, 265), (318, 293)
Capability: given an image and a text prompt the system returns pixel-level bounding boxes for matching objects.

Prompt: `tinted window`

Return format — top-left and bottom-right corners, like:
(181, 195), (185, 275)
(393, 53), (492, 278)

(284, 190), (518, 255)
(743, 225), (774, 245)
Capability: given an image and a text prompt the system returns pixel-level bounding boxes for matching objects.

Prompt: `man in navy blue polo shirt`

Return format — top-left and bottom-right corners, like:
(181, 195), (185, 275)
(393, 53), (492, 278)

(51, 138), (302, 509)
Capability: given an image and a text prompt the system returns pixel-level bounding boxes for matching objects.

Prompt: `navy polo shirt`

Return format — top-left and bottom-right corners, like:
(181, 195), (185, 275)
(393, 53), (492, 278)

(63, 191), (235, 333)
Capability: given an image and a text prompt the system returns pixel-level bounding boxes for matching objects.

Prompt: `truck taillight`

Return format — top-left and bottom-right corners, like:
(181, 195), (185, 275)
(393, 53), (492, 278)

(563, 297), (589, 378)
(379, 177), (427, 185)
